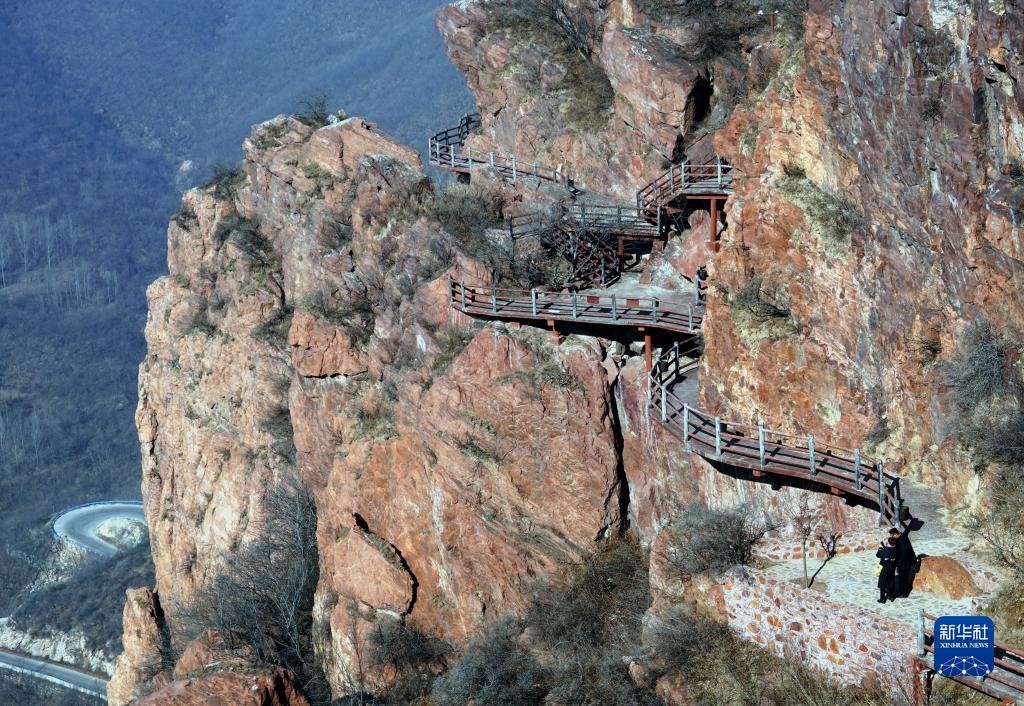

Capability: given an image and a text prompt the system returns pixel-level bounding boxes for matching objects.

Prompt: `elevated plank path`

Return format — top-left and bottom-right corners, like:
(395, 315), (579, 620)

(429, 113), (572, 187)
(447, 278), (903, 523)
(636, 155), (735, 212)
(449, 279), (703, 335)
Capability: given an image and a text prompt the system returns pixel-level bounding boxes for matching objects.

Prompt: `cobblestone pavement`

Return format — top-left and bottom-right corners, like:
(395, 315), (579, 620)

(761, 480), (1005, 628)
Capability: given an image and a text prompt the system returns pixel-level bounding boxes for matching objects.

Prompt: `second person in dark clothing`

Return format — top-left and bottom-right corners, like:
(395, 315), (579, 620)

(876, 537), (899, 603)
(890, 526), (917, 597)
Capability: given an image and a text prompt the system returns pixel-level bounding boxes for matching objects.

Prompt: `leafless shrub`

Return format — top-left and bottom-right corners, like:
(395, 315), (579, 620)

(177, 472), (329, 703)
(367, 619), (451, 702)
(303, 286), (375, 349)
(524, 536), (648, 651)
(202, 162), (246, 202)
(670, 503), (776, 576)
(434, 538), (653, 706)
(260, 405), (296, 464)
(180, 303), (217, 337)
(252, 305), (294, 348)
(730, 275), (790, 322)
(947, 321), (1018, 414)
(296, 90), (333, 128)
(778, 164), (863, 254)
(431, 617), (549, 706)
(968, 469), (1024, 581)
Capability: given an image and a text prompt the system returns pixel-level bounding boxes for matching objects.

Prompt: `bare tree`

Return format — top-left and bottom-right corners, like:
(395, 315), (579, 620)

(178, 472), (329, 703)
(787, 494), (842, 588)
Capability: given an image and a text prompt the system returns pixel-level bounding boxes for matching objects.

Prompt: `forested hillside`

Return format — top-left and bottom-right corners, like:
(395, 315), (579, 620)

(0, 0), (468, 654)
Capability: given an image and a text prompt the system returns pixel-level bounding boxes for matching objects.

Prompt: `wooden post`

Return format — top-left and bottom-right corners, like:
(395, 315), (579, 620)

(758, 426), (766, 467)
(600, 260), (605, 285)
(715, 417), (722, 456)
(611, 295), (617, 321)
(491, 286), (497, 313)
(682, 405), (689, 441)
(661, 388), (667, 422)
(917, 610), (926, 656)
(618, 236), (625, 269)
(447, 275), (453, 304)
(490, 151), (495, 167)
(687, 304), (694, 332)
(461, 280), (467, 310)
(531, 288), (537, 316)
(467, 144), (472, 168)
(877, 461), (885, 520)
(673, 341), (680, 378)
(511, 155), (517, 182)
(651, 298), (658, 323)
(548, 319), (560, 344)
(808, 435), (816, 475)
(644, 332), (652, 374)
(709, 198), (720, 253)
(572, 293), (578, 319)
(854, 448), (862, 490)
(716, 156), (723, 186)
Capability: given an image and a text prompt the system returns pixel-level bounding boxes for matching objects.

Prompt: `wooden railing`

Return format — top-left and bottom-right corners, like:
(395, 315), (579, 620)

(448, 278), (704, 335)
(429, 113), (572, 186)
(637, 155), (735, 211)
(647, 347), (904, 523)
(918, 612), (1024, 703)
(563, 203), (665, 239)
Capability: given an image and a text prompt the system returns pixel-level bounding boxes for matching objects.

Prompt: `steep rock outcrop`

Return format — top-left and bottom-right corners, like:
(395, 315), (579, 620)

(124, 112), (627, 697)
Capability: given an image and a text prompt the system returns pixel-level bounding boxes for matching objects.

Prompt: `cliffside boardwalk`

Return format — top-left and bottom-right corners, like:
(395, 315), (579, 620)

(429, 112), (574, 187)
(433, 114), (1024, 704)
(637, 155), (734, 252)
(447, 277), (904, 524)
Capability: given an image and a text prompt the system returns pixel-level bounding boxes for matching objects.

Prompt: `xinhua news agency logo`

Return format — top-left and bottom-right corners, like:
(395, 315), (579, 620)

(934, 616), (995, 678)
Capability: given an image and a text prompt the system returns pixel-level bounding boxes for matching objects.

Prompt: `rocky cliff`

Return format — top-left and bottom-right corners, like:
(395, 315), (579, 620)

(112, 0), (1024, 703)
(439, 0), (1024, 509)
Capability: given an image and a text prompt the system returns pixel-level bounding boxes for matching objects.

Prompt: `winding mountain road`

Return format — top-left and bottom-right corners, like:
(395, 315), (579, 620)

(52, 500), (146, 557)
(0, 648), (106, 699)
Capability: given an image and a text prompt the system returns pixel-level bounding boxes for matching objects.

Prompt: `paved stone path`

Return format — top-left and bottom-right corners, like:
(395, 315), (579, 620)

(761, 480), (1004, 627)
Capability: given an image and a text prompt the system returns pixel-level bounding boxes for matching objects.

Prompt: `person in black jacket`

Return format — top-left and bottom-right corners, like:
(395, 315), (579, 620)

(876, 537), (899, 603)
(890, 526), (918, 597)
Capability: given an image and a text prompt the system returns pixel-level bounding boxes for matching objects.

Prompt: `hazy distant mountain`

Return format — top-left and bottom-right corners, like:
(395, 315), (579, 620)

(0, 0), (469, 643)
(5, 0), (469, 168)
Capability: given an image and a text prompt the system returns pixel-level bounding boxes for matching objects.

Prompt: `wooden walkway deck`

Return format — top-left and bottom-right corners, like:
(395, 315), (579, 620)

(648, 348), (904, 524)
(637, 156), (734, 211)
(446, 279), (903, 522)
(449, 279), (703, 335)
(428, 113), (572, 187)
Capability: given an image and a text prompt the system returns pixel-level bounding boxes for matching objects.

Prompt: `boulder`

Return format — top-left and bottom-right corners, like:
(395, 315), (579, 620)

(915, 556), (982, 600)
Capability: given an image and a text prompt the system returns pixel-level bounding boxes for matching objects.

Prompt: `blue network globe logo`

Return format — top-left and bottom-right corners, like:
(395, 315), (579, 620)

(938, 655), (991, 677)
(934, 616), (995, 679)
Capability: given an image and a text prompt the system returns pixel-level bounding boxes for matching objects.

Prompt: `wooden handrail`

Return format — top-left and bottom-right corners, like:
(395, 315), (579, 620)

(637, 155), (735, 210)
(647, 347), (901, 522)
(429, 113), (572, 187)
(449, 278), (704, 335)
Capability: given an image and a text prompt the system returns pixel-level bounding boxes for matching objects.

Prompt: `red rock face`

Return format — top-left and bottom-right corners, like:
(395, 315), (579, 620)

(705, 0), (1024, 509)
(123, 113), (628, 697)
(117, 0), (1024, 700)
(134, 667), (311, 706)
